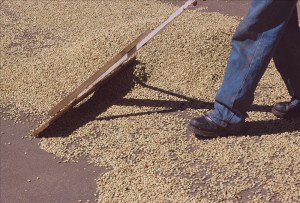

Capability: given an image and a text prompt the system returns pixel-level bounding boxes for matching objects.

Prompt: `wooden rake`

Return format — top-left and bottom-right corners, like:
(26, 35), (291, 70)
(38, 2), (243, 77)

(32, 0), (198, 137)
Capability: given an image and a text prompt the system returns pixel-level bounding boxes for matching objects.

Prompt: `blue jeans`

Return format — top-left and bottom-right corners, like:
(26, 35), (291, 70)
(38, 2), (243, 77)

(208, 0), (300, 127)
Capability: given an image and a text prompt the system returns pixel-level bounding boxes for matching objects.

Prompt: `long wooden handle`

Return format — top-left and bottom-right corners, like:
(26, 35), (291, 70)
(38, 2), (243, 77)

(33, 0), (197, 137)
(136, 0), (197, 50)
(49, 0), (197, 116)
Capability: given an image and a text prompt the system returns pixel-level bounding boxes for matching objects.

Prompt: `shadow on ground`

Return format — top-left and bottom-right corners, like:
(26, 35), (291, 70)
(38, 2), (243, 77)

(39, 59), (299, 138)
(242, 118), (300, 136)
(39, 59), (139, 137)
(194, 117), (300, 140)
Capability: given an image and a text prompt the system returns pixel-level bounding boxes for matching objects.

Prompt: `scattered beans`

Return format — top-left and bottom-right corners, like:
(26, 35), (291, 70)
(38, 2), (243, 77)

(1, 0), (299, 202)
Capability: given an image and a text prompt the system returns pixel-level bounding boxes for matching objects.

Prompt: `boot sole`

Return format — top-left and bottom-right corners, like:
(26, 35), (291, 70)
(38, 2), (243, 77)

(271, 108), (285, 118)
(271, 108), (300, 119)
(188, 124), (226, 138)
(188, 122), (245, 138)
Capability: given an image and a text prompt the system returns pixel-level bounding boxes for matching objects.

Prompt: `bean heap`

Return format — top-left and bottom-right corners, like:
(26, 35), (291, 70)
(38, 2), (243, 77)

(1, 0), (299, 202)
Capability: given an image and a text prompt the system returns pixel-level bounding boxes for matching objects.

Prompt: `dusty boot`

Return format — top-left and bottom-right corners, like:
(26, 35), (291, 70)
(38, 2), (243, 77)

(189, 115), (244, 138)
(272, 98), (300, 118)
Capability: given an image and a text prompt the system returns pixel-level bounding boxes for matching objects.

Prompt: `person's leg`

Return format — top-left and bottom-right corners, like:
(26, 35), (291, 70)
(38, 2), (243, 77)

(271, 7), (300, 118)
(273, 7), (300, 99)
(190, 0), (298, 136)
(209, 0), (298, 127)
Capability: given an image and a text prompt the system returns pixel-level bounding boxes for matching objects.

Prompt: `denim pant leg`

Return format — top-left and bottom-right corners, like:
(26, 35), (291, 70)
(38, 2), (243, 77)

(208, 0), (298, 127)
(273, 8), (300, 101)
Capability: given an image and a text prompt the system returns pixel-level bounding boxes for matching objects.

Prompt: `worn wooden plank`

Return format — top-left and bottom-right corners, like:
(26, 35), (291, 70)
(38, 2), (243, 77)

(49, 0), (196, 116)
(32, 0), (197, 137)
(32, 57), (137, 137)
(48, 30), (151, 116)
